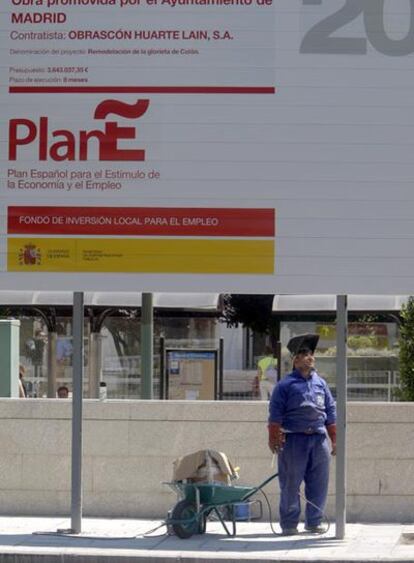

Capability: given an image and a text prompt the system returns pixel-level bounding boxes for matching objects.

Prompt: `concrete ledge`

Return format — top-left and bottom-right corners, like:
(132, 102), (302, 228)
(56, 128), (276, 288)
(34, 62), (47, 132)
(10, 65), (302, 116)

(0, 400), (413, 522)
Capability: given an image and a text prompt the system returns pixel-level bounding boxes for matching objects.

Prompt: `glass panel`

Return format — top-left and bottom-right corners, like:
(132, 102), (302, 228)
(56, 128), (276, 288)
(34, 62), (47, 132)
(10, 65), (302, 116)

(101, 316), (218, 399)
(279, 321), (400, 402)
(101, 317), (141, 399)
(21, 317), (47, 398)
(14, 310), (402, 402)
(19, 316), (90, 398)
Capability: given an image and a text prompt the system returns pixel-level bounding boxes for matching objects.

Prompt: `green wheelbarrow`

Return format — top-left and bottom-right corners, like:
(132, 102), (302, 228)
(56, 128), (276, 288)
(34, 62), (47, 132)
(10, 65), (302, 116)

(165, 472), (278, 539)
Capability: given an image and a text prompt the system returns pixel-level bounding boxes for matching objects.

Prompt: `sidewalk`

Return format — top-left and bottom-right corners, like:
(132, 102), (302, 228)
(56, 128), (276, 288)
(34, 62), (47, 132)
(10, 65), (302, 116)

(0, 517), (413, 562)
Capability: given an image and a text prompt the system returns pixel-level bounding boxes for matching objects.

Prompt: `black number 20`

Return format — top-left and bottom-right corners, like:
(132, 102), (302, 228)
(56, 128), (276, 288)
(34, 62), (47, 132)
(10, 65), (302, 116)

(300, 0), (414, 56)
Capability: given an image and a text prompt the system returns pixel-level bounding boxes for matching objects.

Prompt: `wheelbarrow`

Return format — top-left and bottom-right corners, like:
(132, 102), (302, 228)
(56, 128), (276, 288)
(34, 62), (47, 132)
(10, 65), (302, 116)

(165, 471), (278, 538)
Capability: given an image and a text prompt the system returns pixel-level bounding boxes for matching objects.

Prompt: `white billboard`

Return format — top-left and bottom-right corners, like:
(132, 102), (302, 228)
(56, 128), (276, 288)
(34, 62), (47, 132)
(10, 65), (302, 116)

(1, 0), (414, 293)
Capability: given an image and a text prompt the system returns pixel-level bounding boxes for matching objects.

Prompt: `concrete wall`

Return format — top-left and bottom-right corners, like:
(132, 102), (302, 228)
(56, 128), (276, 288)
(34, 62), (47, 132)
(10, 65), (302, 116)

(0, 399), (413, 522)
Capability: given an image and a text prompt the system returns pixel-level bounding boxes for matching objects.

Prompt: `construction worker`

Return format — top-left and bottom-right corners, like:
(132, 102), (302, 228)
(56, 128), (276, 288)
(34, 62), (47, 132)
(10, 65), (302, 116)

(257, 345), (278, 400)
(267, 334), (336, 536)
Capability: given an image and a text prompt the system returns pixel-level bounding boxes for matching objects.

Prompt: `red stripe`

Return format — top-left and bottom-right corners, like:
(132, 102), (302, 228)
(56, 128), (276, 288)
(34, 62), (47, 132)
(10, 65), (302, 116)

(9, 86), (276, 95)
(8, 206), (275, 237)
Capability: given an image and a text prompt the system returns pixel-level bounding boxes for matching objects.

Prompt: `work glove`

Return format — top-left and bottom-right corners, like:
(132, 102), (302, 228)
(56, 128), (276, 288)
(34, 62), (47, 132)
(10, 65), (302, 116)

(268, 422), (285, 454)
(326, 423), (337, 456)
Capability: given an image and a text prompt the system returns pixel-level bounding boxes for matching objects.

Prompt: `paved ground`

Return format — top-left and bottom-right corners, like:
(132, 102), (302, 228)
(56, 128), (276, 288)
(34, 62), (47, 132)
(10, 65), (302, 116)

(0, 517), (413, 562)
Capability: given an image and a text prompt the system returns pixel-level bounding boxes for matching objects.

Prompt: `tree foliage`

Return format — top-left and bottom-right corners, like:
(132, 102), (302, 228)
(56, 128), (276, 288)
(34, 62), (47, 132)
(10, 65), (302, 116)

(221, 294), (276, 335)
(397, 296), (414, 401)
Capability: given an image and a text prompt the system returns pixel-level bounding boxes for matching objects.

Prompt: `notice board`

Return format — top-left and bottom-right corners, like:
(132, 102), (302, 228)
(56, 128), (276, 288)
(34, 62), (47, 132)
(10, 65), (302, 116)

(166, 350), (217, 400)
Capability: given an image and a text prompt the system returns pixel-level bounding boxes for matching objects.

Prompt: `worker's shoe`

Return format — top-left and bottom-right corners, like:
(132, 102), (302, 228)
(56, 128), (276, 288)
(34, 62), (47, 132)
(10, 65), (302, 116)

(281, 528), (298, 536)
(304, 524), (326, 534)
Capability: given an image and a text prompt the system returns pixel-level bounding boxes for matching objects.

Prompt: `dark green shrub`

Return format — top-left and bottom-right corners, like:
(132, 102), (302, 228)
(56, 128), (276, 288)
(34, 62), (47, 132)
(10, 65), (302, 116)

(397, 296), (414, 401)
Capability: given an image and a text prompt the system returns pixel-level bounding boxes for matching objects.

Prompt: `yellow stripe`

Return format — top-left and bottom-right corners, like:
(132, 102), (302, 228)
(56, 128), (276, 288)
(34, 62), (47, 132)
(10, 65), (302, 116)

(8, 238), (275, 274)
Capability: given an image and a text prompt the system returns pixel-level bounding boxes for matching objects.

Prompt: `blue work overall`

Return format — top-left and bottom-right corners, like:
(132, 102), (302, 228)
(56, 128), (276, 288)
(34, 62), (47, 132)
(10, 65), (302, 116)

(269, 368), (336, 530)
(278, 432), (331, 529)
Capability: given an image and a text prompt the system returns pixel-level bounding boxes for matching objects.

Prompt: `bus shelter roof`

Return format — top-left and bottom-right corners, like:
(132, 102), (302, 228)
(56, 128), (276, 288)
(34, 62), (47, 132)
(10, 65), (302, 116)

(0, 291), (221, 311)
(272, 294), (409, 313)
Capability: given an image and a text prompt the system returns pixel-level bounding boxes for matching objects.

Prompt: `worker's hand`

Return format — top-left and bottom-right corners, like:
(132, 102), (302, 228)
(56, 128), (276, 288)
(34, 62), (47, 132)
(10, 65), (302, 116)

(268, 423), (285, 454)
(326, 424), (336, 456)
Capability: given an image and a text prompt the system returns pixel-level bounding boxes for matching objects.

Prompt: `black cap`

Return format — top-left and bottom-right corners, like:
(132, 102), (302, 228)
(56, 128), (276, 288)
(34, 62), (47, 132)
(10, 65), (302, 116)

(287, 333), (319, 357)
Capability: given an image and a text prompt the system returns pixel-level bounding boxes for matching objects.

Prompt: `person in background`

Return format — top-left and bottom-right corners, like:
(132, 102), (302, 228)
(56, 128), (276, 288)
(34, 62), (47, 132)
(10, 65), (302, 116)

(19, 364), (27, 398)
(57, 385), (69, 399)
(267, 334), (336, 536)
(257, 345), (278, 400)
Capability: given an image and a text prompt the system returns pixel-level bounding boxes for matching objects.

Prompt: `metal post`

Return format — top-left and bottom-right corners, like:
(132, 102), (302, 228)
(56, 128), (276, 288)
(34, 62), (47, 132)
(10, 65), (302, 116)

(71, 292), (84, 534)
(247, 328), (254, 369)
(218, 338), (224, 400)
(159, 336), (165, 399)
(387, 371), (391, 402)
(88, 332), (102, 398)
(47, 331), (57, 398)
(141, 292), (153, 399)
(336, 295), (347, 539)
(275, 341), (282, 382)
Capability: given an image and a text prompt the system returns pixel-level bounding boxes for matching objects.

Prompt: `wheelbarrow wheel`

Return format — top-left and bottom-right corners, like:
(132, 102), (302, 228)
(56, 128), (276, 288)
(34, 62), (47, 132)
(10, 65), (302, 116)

(171, 500), (199, 539)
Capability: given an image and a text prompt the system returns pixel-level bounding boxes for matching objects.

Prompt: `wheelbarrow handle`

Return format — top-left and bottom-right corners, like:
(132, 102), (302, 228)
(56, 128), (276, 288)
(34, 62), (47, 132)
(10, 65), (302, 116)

(241, 471), (279, 501)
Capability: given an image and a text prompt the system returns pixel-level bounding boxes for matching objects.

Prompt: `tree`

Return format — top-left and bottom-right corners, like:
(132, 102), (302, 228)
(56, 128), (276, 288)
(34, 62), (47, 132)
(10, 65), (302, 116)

(221, 294), (277, 336)
(397, 296), (414, 401)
